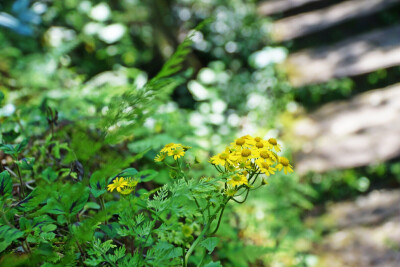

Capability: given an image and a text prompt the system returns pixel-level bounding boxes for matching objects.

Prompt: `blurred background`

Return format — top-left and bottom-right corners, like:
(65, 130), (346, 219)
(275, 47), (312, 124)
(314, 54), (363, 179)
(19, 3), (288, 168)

(1, 0), (400, 266)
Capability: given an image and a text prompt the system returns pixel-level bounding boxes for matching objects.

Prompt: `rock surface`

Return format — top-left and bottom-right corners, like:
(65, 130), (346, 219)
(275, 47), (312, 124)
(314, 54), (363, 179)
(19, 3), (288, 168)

(285, 25), (400, 86)
(312, 189), (400, 267)
(294, 83), (400, 174)
(272, 0), (400, 42)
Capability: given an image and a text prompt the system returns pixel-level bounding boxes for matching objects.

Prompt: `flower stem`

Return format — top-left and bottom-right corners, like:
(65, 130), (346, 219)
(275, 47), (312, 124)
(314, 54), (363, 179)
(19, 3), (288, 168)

(15, 163), (25, 199)
(184, 223), (210, 267)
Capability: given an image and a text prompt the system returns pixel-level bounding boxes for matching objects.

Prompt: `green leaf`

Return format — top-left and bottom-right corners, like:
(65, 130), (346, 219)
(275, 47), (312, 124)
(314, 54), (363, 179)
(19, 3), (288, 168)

(17, 188), (48, 212)
(0, 171), (13, 199)
(85, 202), (100, 210)
(200, 237), (219, 254)
(89, 171), (107, 198)
(16, 157), (35, 171)
(15, 139), (28, 154)
(100, 222), (120, 239)
(2, 130), (19, 143)
(68, 186), (90, 215)
(40, 184), (90, 216)
(108, 246), (126, 263)
(0, 144), (16, 155)
(0, 225), (24, 252)
(119, 168), (138, 178)
(41, 167), (58, 183)
(137, 170), (158, 182)
(204, 261), (223, 267)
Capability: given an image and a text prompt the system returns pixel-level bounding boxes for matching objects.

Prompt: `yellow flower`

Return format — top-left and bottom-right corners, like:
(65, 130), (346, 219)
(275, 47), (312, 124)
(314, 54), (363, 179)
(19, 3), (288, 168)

(276, 156), (294, 174)
(224, 186), (238, 197)
(255, 150), (275, 164)
(161, 143), (183, 153)
(168, 147), (185, 160)
(231, 135), (255, 149)
(231, 137), (246, 149)
(119, 187), (134, 195)
(182, 145), (192, 151)
(256, 160), (276, 176)
(210, 148), (236, 166)
(227, 174), (248, 187)
(226, 164), (238, 172)
(268, 138), (281, 152)
(107, 177), (128, 193)
(154, 153), (166, 162)
(241, 135), (256, 145)
(237, 148), (256, 162)
(238, 160), (254, 170)
(126, 177), (139, 188)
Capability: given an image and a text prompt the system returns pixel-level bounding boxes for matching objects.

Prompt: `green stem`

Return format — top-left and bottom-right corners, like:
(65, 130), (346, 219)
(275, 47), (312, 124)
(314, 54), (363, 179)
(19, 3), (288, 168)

(100, 195), (108, 224)
(136, 202), (166, 224)
(181, 246), (186, 267)
(210, 204), (226, 235)
(185, 198), (231, 265)
(232, 188), (250, 204)
(197, 248), (206, 267)
(177, 159), (202, 213)
(15, 163), (25, 199)
(184, 223), (210, 266)
(139, 221), (155, 265)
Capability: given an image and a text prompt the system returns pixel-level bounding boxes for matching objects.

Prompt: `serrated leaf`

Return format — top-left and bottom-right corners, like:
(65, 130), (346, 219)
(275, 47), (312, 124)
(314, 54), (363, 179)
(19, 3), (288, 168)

(137, 169), (158, 182)
(0, 171), (13, 199)
(2, 130), (19, 143)
(15, 139), (28, 153)
(0, 144), (16, 155)
(204, 261), (223, 267)
(41, 167), (58, 183)
(89, 171), (107, 198)
(200, 237), (219, 254)
(16, 157), (35, 171)
(119, 168), (138, 178)
(100, 222), (120, 239)
(17, 188), (47, 212)
(40, 184), (90, 216)
(0, 225), (24, 252)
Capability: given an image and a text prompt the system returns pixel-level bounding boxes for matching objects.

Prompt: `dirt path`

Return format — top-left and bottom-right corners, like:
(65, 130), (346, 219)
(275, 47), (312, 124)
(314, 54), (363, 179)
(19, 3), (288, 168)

(310, 189), (400, 266)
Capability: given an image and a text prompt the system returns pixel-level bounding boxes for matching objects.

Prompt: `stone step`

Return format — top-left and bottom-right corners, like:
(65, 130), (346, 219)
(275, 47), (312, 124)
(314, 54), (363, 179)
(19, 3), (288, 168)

(310, 189), (400, 267)
(294, 83), (400, 174)
(272, 0), (400, 42)
(257, 0), (324, 16)
(285, 25), (400, 87)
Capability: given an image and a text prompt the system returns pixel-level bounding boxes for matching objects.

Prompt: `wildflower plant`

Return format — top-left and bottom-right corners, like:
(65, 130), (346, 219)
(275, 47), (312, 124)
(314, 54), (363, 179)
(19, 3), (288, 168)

(0, 20), (301, 266)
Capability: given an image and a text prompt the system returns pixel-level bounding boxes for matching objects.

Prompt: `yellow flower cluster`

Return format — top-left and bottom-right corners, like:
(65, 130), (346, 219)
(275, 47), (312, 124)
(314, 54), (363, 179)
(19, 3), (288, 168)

(210, 135), (293, 188)
(154, 143), (191, 162)
(107, 177), (138, 195)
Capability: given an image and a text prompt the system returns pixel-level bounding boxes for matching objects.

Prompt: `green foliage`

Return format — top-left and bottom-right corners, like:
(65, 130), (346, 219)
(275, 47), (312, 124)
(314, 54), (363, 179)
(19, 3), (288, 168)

(0, 1), (320, 266)
(200, 237), (219, 254)
(0, 171), (13, 200)
(0, 225), (24, 253)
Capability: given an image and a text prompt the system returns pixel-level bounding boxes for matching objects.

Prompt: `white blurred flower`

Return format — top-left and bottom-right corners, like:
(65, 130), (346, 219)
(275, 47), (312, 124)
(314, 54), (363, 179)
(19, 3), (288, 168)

(98, 24), (126, 44)
(227, 113), (240, 127)
(209, 113), (224, 125)
(0, 104), (16, 116)
(188, 80), (210, 101)
(45, 27), (76, 47)
(249, 47), (287, 69)
(198, 68), (216, 84)
(90, 3), (110, 22)
(83, 22), (101, 35)
(212, 100), (227, 114)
